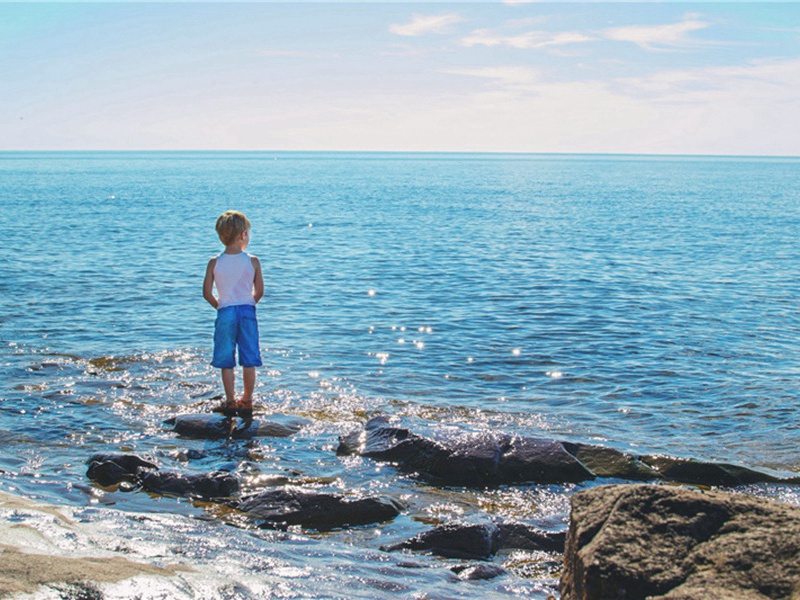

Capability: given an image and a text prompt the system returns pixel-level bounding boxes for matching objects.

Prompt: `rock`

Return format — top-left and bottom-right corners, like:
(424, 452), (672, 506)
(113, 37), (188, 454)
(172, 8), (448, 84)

(451, 563), (508, 581)
(638, 455), (796, 486)
(86, 454), (158, 487)
(166, 413), (310, 440)
(339, 417), (799, 487)
(383, 523), (498, 559)
(560, 484), (800, 600)
(497, 522), (566, 553)
(86, 454), (240, 500)
(234, 487), (403, 531)
(561, 442), (658, 481)
(138, 470), (240, 500)
(382, 521), (565, 559)
(338, 417), (592, 486)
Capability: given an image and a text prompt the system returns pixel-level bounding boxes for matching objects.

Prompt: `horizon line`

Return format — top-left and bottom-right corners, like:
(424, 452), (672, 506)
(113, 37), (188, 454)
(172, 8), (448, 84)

(1, 149), (798, 160)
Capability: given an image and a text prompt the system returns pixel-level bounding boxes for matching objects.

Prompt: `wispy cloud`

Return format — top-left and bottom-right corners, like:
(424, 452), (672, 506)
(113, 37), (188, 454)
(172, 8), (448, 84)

(616, 58), (800, 100)
(260, 49), (340, 59)
(461, 29), (593, 50)
(389, 13), (463, 37)
(444, 66), (540, 87)
(603, 16), (710, 50)
(457, 14), (712, 53)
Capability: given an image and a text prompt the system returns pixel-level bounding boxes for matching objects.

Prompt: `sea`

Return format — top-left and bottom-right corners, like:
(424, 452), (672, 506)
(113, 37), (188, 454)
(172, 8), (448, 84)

(1, 151), (799, 599)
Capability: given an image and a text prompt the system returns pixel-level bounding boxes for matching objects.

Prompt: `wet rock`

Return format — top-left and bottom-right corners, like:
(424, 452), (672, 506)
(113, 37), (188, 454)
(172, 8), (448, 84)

(166, 413), (310, 440)
(338, 417), (591, 486)
(638, 455), (798, 486)
(86, 454), (240, 500)
(560, 484), (800, 600)
(339, 417), (799, 487)
(138, 470), (240, 500)
(86, 454), (158, 487)
(383, 523), (498, 559)
(451, 563), (508, 581)
(234, 487), (403, 531)
(497, 522), (567, 553)
(561, 442), (658, 481)
(381, 522), (565, 559)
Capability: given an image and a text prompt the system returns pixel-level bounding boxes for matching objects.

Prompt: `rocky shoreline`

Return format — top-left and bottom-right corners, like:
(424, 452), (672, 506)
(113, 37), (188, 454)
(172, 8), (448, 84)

(2, 413), (799, 598)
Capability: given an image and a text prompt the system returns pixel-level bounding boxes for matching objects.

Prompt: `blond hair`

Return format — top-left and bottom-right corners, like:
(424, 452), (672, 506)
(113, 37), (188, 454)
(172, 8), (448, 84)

(215, 211), (251, 246)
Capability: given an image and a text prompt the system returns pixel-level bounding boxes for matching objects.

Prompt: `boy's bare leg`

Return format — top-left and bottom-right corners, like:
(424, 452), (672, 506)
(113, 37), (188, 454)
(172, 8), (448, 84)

(221, 368), (236, 405)
(241, 367), (255, 407)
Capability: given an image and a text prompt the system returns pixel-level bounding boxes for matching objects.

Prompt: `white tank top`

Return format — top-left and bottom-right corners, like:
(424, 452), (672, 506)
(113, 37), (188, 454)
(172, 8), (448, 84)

(214, 252), (256, 309)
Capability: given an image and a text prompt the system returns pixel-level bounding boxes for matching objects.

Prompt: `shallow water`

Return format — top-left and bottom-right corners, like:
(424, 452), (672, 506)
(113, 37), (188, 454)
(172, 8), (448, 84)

(1, 151), (800, 598)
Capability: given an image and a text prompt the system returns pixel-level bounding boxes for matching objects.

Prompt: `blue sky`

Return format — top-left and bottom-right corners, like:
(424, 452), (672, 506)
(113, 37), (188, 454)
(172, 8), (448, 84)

(2, 2), (799, 155)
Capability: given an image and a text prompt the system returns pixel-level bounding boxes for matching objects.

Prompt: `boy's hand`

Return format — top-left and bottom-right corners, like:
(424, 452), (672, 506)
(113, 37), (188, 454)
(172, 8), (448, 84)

(251, 256), (264, 303)
(203, 258), (219, 309)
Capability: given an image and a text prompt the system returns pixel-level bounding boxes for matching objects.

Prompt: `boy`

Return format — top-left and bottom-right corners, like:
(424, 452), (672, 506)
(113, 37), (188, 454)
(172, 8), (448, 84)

(203, 210), (264, 419)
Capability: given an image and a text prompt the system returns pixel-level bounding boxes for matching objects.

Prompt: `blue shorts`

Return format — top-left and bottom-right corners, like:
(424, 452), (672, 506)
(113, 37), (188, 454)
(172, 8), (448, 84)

(212, 304), (263, 369)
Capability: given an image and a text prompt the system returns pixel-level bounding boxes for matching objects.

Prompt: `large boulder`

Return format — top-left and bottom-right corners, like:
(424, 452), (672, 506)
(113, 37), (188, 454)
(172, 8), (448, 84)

(234, 487), (403, 531)
(165, 413), (310, 439)
(381, 521), (566, 559)
(339, 417), (799, 487)
(561, 484), (800, 600)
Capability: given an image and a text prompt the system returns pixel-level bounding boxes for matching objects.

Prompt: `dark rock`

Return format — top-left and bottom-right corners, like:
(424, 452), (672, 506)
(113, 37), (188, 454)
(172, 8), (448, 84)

(86, 454), (158, 486)
(339, 417), (799, 487)
(497, 522), (566, 553)
(500, 436), (593, 484)
(562, 442), (658, 481)
(138, 470), (240, 500)
(235, 487), (402, 531)
(382, 521), (565, 559)
(638, 455), (799, 486)
(383, 523), (499, 559)
(166, 413), (310, 440)
(451, 563), (508, 581)
(86, 453), (239, 499)
(561, 484), (800, 600)
(338, 417), (591, 486)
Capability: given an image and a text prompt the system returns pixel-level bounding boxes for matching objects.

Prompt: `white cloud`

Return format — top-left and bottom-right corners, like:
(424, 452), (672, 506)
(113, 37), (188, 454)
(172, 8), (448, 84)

(461, 29), (593, 49)
(603, 17), (710, 50)
(389, 13), (463, 37)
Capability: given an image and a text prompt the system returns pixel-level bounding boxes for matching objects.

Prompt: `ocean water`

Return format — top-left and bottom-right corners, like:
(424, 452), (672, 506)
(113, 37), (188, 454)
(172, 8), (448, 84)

(1, 151), (799, 598)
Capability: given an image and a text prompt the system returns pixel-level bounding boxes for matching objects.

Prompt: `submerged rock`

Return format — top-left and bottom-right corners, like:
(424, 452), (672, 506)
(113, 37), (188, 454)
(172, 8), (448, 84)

(451, 563), (508, 581)
(165, 413), (310, 440)
(381, 521), (566, 559)
(86, 453), (240, 500)
(234, 487), (403, 531)
(339, 417), (799, 487)
(560, 484), (800, 600)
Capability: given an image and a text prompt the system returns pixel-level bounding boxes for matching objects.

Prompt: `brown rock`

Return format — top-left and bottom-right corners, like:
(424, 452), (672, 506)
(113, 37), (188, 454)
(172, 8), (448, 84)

(561, 484), (800, 600)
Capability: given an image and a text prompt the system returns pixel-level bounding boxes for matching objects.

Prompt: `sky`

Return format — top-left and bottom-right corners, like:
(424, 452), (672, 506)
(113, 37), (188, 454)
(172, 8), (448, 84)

(1, 2), (799, 155)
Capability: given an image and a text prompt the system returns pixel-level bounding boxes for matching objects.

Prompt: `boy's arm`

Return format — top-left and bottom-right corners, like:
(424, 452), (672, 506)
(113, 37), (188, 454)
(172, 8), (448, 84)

(203, 258), (219, 309)
(251, 256), (264, 304)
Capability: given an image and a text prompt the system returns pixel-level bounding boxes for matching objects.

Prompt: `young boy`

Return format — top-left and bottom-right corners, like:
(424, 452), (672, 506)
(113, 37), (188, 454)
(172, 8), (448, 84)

(203, 210), (264, 419)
